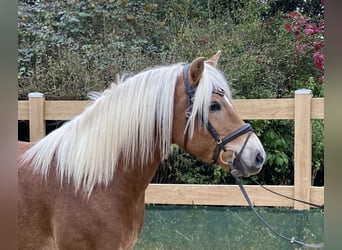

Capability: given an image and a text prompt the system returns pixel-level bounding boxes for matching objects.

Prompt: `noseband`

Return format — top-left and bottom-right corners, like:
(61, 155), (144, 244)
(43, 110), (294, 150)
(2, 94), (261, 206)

(182, 64), (254, 164)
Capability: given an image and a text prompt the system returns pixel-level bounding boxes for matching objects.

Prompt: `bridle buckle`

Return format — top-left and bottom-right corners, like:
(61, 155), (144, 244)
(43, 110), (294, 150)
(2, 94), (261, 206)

(216, 137), (223, 145)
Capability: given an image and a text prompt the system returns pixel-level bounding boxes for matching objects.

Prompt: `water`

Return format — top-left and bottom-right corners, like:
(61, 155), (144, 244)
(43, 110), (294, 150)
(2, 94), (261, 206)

(134, 205), (323, 250)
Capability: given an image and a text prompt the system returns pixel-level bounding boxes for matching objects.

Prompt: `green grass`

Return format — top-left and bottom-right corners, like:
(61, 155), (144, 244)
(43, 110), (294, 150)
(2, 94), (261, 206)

(135, 205), (324, 250)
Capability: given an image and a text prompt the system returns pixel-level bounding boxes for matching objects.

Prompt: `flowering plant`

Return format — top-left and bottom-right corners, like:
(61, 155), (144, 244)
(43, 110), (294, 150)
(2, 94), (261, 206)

(284, 8), (324, 83)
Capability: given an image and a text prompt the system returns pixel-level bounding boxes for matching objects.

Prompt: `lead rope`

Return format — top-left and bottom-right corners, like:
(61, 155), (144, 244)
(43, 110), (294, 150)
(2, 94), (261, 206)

(252, 179), (324, 209)
(225, 150), (324, 249)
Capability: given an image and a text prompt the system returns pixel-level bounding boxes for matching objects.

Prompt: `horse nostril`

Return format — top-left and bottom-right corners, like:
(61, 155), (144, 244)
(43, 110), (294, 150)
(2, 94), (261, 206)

(255, 153), (264, 167)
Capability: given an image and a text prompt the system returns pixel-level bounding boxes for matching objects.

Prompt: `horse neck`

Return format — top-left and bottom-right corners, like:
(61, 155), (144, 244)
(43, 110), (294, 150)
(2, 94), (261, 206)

(108, 148), (162, 195)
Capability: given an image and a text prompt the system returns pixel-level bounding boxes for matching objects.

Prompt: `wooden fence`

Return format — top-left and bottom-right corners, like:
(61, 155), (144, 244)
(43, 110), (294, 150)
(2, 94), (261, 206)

(18, 89), (324, 210)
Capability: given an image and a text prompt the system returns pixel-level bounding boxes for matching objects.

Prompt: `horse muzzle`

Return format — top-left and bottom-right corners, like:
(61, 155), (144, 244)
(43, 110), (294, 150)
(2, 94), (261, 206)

(218, 144), (265, 177)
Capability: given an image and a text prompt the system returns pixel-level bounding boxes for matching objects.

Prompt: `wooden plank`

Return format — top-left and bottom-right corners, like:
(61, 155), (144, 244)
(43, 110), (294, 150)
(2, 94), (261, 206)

(18, 101), (29, 120)
(294, 89), (312, 209)
(311, 98), (324, 119)
(46, 99), (295, 121)
(44, 101), (93, 120)
(145, 184), (324, 207)
(310, 186), (324, 206)
(28, 93), (46, 142)
(233, 99), (294, 120)
(18, 98), (323, 121)
(145, 184), (292, 206)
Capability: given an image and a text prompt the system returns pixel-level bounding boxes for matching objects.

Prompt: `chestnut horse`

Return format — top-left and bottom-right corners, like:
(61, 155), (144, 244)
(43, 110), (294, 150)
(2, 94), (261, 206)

(18, 51), (266, 249)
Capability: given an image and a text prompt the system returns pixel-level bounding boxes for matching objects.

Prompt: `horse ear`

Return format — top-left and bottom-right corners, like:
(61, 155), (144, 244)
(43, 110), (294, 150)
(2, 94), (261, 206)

(189, 57), (206, 87)
(206, 50), (221, 67)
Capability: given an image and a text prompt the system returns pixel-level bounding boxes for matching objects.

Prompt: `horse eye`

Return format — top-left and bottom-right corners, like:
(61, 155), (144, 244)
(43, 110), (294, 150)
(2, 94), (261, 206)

(209, 101), (221, 112)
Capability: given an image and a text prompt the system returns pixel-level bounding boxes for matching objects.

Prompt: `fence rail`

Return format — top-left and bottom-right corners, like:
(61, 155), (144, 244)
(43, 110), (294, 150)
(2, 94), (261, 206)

(18, 89), (324, 210)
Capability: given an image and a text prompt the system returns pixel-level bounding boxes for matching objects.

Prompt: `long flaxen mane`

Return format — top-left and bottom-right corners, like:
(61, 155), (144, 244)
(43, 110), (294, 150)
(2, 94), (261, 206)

(20, 62), (231, 195)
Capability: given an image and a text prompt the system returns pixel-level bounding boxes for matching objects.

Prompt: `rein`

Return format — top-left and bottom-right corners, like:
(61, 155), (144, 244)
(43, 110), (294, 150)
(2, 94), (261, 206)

(252, 179), (324, 209)
(227, 156), (324, 249)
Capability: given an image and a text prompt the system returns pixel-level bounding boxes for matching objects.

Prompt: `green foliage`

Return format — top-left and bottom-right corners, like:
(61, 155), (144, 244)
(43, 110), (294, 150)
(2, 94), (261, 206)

(152, 146), (234, 184)
(18, 0), (324, 185)
(18, 0), (170, 99)
(250, 120), (294, 185)
(311, 120), (324, 185)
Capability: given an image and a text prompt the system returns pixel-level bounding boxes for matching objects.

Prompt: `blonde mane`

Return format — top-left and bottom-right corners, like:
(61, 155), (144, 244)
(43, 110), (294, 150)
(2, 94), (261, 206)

(20, 62), (231, 195)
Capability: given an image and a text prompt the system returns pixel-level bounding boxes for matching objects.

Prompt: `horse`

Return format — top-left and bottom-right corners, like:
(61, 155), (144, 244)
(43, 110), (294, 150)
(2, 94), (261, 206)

(18, 51), (266, 250)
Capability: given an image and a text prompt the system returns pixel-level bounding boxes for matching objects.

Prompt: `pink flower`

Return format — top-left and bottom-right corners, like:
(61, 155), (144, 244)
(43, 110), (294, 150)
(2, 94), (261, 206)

(284, 23), (292, 31)
(288, 11), (300, 19)
(296, 44), (307, 55)
(304, 24), (315, 35)
(313, 52), (324, 71)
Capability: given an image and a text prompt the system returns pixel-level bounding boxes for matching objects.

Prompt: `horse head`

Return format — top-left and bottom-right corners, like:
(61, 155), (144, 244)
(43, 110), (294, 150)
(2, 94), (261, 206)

(172, 51), (266, 177)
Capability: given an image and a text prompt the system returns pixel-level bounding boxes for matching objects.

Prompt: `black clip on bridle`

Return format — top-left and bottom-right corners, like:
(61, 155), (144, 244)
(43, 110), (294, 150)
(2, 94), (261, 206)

(182, 64), (253, 165)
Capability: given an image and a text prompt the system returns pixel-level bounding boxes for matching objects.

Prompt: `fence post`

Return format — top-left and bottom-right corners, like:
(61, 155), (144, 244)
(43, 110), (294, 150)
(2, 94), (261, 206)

(28, 92), (45, 142)
(294, 89), (312, 210)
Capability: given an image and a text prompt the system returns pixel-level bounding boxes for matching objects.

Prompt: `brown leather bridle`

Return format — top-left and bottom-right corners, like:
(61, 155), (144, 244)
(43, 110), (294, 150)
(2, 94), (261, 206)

(182, 64), (254, 165)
